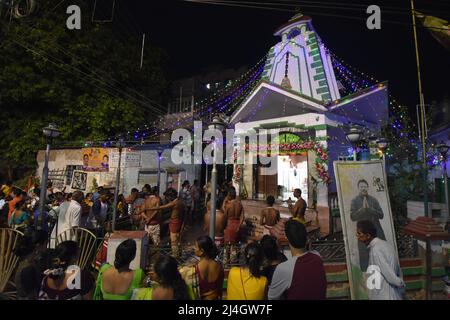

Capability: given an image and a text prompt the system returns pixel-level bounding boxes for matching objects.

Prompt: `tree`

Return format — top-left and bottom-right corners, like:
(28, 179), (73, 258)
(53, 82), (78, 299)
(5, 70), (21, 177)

(0, 0), (168, 179)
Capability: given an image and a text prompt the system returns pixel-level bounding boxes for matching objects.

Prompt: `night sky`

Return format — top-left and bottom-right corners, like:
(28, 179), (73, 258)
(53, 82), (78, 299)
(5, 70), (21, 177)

(117, 1), (449, 115)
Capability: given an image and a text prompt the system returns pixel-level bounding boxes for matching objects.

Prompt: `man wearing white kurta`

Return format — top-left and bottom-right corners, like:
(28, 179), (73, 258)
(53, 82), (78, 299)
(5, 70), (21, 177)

(50, 191), (84, 248)
(356, 220), (405, 300)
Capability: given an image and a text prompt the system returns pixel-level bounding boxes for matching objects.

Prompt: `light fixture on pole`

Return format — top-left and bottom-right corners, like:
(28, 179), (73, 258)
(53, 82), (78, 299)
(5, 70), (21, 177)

(157, 146), (164, 196)
(377, 137), (388, 159)
(436, 141), (450, 227)
(112, 138), (125, 232)
(208, 116), (226, 240)
(345, 126), (363, 161)
(38, 123), (60, 231)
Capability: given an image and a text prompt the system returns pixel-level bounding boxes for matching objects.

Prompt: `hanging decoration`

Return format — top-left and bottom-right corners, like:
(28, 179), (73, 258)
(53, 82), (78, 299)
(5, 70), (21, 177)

(280, 51), (292, 90)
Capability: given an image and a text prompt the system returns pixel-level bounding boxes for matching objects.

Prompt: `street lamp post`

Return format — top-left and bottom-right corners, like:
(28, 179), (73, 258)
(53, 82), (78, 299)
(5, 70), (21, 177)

(208, 116), (226, 240)
(436, 142), (450, 227)
(377, 137), (388, 167)
(157, 147), (163, 196)
(346, 126), (363, 161)
(112, 138), (125, 232)
(38, 123), (60, 231)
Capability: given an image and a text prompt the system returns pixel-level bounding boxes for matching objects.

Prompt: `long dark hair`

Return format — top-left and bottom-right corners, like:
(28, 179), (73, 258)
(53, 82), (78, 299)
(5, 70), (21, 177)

(47, 241), (78, 280)
(260, 235), (280, 262)
(244, 242), (264, 277)
(14, 230), (47, 259)
(196, 235), (218, 259)
(154, 255), (190, 300)
(114, 239), (136, 271)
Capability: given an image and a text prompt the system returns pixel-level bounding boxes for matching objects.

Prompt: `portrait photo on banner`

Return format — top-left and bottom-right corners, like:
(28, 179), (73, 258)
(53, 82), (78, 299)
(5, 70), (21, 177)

(82, 147), (109, 172)
(71, 170), (87, 191)
(333, 160), (399, 300)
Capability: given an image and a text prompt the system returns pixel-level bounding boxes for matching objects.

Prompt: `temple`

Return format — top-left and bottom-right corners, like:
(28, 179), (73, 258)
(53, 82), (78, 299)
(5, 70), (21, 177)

(229, 13), (389, 235)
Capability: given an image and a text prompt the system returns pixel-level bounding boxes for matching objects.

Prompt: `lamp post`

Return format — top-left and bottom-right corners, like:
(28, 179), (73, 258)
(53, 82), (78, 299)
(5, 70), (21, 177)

(377, 137), (388, 168)
(38, 123), (60, 231)
(376, 138), (388, 158)
(112, 138), (125, 232)
(346, 126), (363, 161)
(208, 116), (226, 240)
(157, 146), (164, 195)
(436, 142), (450, 226)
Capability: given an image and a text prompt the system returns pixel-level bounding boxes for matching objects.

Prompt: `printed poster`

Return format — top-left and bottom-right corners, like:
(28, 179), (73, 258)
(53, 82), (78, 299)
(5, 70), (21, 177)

(82, 148), (109, 172)
(333, 160), (399, 300)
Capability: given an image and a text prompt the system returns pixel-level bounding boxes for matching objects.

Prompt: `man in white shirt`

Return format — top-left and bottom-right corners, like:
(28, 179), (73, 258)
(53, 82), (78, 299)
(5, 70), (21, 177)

(50, 191), (84, 248)
(356, 220), (405, 300)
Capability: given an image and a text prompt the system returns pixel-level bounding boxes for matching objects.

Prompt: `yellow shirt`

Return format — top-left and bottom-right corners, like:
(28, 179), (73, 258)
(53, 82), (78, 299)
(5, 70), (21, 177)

(226, 267), (267, 300)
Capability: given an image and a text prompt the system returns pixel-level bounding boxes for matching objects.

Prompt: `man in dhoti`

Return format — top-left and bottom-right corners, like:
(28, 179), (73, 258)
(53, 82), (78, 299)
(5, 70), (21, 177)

(147, 188), (185, 257)
(261, 195), (281, 236)
(287, 188), (306, 224)
(136, 187), (162, 246)
(223, 188), (244, 263)
(203, 196), (226, 247)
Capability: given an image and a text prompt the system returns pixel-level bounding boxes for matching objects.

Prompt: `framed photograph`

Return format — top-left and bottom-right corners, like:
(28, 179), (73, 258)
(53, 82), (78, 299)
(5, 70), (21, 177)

(333, 160), (399, 300)
(71, 170), (88, 191)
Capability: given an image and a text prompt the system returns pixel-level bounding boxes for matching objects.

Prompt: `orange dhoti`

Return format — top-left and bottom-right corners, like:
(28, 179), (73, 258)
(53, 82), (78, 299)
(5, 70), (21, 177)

(224, 219), (240, 244)
(169, 218), (182, 234)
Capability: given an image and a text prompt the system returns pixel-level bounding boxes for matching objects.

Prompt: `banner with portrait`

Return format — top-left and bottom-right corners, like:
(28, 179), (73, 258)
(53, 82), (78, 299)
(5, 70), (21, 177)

(81, 148), (109, 172)
(71, 171), (87, 191)
(333, 160), (398, 300)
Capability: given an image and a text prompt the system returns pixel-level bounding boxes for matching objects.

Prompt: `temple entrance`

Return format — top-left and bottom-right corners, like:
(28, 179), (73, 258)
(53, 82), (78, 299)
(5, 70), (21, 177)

(277, 154), (308, 203)
(256, 154), (308, 203)
(257, 166), (278, 199)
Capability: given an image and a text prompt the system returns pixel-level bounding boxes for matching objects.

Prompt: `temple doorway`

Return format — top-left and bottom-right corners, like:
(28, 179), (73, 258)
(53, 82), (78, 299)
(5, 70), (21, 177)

(277, 154), (308, 203)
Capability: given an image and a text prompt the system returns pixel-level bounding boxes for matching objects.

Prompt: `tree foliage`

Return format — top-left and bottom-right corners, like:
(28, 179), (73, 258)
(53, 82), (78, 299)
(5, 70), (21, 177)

(0, 0), (168, 179)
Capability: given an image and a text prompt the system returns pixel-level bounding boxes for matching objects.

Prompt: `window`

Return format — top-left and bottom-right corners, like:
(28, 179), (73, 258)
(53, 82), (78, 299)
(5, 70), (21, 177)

(138, 171), (159, 185)
(287, 28), (301, 40)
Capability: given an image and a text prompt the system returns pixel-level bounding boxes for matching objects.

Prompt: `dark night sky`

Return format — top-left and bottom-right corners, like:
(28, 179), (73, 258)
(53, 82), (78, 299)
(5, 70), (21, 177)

(115, 0), (449, 114)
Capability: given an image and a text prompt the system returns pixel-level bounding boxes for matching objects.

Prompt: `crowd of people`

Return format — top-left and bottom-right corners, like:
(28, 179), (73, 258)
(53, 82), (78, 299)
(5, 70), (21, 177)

(8, 219), (330, 300)
(1, 178), (405, 300)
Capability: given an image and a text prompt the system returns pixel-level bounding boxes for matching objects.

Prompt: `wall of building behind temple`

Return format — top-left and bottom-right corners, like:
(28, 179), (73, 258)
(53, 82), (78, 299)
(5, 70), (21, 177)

(36, 148), (198, 196)
(326, 125), (353, 194)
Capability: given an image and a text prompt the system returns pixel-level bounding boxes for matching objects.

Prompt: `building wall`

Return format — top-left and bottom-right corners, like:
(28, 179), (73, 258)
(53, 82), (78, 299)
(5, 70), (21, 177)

(36, 148), (199, 197)
(326, 125), (352, 194)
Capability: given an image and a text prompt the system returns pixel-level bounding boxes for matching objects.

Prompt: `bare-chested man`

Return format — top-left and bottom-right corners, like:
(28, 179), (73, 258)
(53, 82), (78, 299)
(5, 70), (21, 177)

(261, 195), (281, 236)
(203, 197), (226, 247)
(147, 188), (185, 256)
(287, 188), (307, 224)
(223, 188), (244, 263)
(136, 187), (161, 245)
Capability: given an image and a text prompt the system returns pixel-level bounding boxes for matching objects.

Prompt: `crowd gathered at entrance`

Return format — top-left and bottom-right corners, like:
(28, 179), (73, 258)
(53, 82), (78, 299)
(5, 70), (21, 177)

(0, 179), (404, 300)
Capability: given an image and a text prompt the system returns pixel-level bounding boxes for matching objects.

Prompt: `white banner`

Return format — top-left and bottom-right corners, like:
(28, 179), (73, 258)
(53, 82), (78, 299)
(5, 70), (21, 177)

(334, 160), (398, 300)
(109, 150), (141, 168)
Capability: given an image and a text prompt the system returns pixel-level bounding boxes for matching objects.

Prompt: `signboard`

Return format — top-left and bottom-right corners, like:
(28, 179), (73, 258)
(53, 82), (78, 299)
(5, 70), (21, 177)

(71, 171), (88, 191)
(109, 149), (141, 168)
(333, 160), (399, 300)
(82, 148), (109, 172)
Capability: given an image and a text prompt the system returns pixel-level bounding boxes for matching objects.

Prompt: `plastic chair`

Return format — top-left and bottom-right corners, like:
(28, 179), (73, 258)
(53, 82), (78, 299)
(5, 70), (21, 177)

(0, 228), (24, 292)
(56, 227), (97, 269)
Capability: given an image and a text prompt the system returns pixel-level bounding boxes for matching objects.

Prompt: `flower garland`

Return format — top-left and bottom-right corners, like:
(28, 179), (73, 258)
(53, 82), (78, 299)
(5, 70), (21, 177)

(232, 149), (241, 183)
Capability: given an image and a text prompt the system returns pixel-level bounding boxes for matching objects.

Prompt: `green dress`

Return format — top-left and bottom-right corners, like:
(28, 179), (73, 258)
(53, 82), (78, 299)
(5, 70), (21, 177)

(93, 264), (144, 300)
(132, 285), (196, 300)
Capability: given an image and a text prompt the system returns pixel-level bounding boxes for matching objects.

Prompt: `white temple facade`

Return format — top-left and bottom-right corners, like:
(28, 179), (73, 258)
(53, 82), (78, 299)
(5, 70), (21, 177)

(230, 13), (389, 233)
